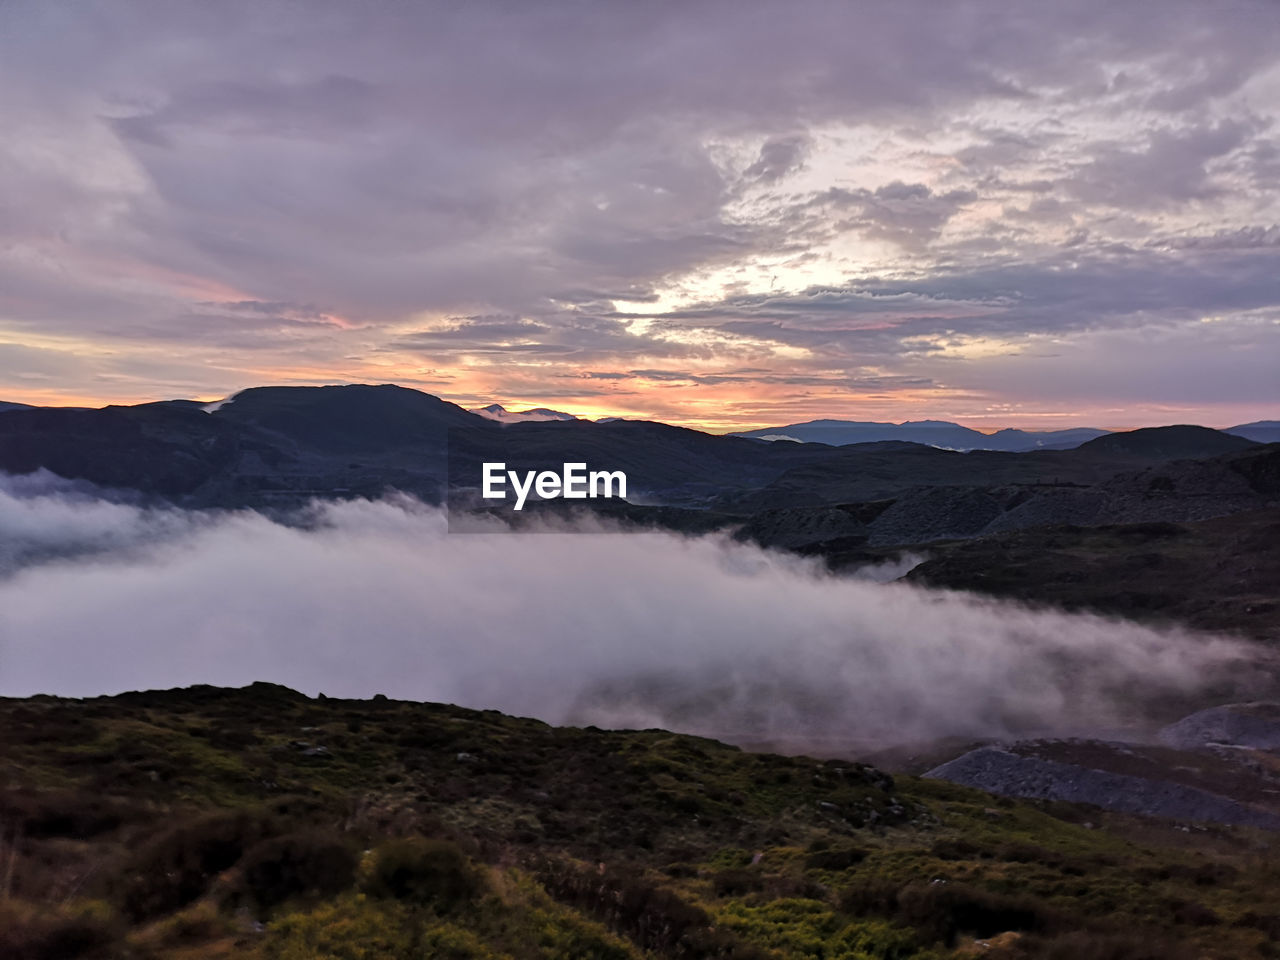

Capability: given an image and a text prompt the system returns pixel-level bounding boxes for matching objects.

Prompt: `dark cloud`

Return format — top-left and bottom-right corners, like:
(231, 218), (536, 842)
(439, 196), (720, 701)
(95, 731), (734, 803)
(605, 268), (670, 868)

(801, 182), (980, 249)
(742, 134), (812, 184)
(1067, 119), (1258, 208)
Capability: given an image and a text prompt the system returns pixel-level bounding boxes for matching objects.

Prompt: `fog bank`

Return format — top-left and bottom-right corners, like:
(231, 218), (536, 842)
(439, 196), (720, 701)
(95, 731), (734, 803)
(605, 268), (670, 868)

(0, 473), (1269, 747)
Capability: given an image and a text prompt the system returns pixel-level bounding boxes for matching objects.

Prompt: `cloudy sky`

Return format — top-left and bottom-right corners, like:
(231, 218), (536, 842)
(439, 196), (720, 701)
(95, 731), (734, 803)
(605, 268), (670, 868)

(2, 1), (1278, 430)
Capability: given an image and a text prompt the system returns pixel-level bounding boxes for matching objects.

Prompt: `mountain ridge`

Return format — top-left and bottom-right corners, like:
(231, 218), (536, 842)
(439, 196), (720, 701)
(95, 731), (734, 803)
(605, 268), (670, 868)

(473, 403), (579, 423)
(731, 419), (1111, 451)
(0, 385), (1267, 519)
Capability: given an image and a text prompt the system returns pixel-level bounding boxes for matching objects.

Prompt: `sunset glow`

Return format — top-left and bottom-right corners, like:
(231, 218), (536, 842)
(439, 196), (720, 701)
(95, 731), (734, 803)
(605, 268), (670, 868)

(1, 2), (1276, 430)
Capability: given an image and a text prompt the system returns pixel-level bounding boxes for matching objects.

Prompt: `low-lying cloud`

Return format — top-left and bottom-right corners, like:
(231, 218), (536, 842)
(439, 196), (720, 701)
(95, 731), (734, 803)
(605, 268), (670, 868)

(1, 472), (1270, 749)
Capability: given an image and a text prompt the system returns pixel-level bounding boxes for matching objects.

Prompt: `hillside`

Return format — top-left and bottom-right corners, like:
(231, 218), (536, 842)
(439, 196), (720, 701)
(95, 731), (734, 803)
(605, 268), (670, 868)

(903, 507), (1280, 640)
(0, 385), (1265, 519)
(212, 384), (491, 454)
(6, 684), (1280, 959)
(729, 443), (1279, 553)
(1228, 422), (1280, 444)
(1075, 425), (1257, 459)
(0, 386), (837, 508)
(0, 402), (270, 497)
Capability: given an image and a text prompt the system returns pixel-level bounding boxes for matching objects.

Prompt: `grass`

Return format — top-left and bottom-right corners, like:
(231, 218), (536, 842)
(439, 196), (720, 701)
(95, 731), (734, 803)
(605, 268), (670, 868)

(2, 683), (1280, 958)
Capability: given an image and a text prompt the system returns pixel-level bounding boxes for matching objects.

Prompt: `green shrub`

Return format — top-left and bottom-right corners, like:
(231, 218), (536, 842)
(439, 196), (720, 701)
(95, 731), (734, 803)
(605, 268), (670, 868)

(237, 830), (358, 911)
(712, 867), (764, 897)
(365, 837), (482, 909)
(117, 808), (277, 920)
(837, 877), (901, 917)
(804, 845), (868, 871)
(0, 899), (122, 960)
(1167, 898), (1220, 927)
(1238, 911), (1280, 941)
(898, 880), (1057, 944)
(1033, 929), (1196, 960)
(930, 837), (984, 860)
(0, 788), (133, 840)
(840, 878), (1058, 947)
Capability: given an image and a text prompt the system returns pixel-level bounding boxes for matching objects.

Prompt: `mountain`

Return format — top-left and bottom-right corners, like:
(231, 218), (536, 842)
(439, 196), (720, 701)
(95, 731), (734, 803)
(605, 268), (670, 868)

(981, 425), (1112, 451)
(0, 385), (834, 508)
(448, 416), (834, 505)
(1076, 424), (1256, 459)
(5, 682), (1278, 959)
(736, 440), (1280, 552)
(905, 505), (1280, 639)
(1, 385), (1273, 560)
(0, 400), (265, 496)
(0, 384), (497, 503)
(473, 402), (578, 422)
(1228, 420), (1280, 444)
(716, 435), (1150, 515)
(0, 401), (34, 412)
(732, 418), (1109, 451)
(213, 383), (489, 453)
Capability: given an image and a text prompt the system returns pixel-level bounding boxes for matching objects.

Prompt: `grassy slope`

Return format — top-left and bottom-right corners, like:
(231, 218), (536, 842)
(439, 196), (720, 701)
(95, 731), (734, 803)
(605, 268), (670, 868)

(3, 685), (1280, 959)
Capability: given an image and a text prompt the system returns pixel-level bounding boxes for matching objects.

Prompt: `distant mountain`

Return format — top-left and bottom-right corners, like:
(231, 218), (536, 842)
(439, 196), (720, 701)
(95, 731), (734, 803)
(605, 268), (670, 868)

(0, 384), (830, 508)
(448, 417), (831, 504)
(213, 383), (489, 454)
(980, 426), (1111, 451)
(0, 400), (260, 496)
(1227, 420), (1280, 444)
(0, 386), (1270, 539)
(0, 384), (495, 502)
(473, 403), (578, 423)
(731, 419), (1109, 451)
(1076, 424), (1256, 459)
(0, 401), (34, 412)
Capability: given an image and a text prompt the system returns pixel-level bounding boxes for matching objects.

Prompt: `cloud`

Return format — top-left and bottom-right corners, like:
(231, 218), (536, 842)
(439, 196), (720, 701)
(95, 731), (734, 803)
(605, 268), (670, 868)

(1067, 119), (1258, 208)
(802, 182), (980, 249)
(742, 134), (812, 185)
(0, 477), (1269, 748)
(0, 1), (1278, 425)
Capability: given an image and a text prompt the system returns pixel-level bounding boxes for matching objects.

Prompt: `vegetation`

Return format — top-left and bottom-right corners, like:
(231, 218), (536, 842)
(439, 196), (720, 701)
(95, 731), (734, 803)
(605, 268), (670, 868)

(2, 683), (1280, 958)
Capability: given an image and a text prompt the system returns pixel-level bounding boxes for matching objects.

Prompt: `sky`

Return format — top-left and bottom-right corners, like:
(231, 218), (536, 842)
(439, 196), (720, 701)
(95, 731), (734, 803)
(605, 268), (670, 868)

(1, 0), (1278, 431)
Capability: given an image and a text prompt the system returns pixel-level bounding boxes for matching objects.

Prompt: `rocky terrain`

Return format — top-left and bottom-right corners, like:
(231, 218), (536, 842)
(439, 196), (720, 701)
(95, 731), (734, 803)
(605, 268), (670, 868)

(919, 701), (1280, 838)
(1160, 702), (1280, 750)
(924, 738), (1280, 831)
